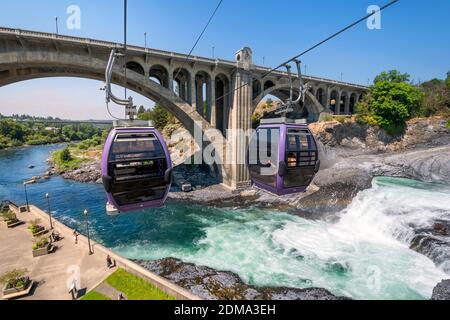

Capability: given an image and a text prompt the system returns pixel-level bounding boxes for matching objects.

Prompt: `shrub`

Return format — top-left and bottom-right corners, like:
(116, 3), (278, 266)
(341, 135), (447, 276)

(0, 269), (28, 289)
(59, 148), (72, 162)
(1, 210), (17, 222)
(28, 219), (42, 234)
(321, 114), (334, 122)
(32, 237), (49, 250)
(446, 120), (450, 129)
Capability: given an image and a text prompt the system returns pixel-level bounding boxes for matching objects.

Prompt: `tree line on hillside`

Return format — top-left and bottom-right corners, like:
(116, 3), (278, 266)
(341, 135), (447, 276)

(0, 120), (105, 150)
(0, 114), (63, 121)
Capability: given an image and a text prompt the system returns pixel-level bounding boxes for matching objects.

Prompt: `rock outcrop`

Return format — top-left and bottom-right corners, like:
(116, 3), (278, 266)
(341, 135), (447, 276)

(431, 279), (450, 300)
(136, 258), (349, 300)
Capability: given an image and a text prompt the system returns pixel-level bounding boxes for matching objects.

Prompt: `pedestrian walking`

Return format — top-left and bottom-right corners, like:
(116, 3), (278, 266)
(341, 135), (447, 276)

(69, 278), (78, 300)
(106, 255), (113, 268)
(73, 230), (79, 245)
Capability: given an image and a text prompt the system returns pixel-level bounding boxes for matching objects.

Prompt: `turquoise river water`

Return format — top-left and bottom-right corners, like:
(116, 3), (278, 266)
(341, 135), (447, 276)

(0, 144), (448, 300)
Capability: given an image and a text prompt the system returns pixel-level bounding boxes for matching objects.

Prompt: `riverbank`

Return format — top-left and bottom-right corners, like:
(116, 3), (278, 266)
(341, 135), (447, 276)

(135, 258), (348, 300)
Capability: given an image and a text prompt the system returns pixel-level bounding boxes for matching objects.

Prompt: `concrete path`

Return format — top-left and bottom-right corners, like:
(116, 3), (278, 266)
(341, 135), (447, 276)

(0, 207), (115, 300)
(95, 282), (127, 300)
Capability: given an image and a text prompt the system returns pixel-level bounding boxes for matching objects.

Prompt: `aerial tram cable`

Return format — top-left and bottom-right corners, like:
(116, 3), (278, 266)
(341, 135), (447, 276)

(215, 0), (400, 103)
(246, 0), (399, 196)
(173, 0), (224, 82)
(262, 0), (400, 79)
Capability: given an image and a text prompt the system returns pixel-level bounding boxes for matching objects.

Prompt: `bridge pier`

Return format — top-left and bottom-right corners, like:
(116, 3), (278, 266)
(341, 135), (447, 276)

(223, 47), (253, 189)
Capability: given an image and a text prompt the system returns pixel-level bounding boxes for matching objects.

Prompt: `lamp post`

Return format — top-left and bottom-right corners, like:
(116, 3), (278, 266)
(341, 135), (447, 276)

(144, 32), (147, 50)
(45, 193), (53, 230)
(23, 182), (30, 212)
(212, 46), (215, 59)
(83, 209), (93, 255)
(55, 17), (59, 35)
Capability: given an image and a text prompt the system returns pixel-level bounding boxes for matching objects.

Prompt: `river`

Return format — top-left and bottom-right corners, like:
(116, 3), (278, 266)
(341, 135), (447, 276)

(0, 144), (448, 300)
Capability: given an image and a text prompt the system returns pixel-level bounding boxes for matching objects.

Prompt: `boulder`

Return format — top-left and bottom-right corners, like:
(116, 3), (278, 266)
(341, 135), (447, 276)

(431, 280), (450, 300)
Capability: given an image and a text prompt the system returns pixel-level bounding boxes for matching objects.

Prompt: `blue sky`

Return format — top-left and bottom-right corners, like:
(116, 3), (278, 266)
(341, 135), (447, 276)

(0, 0), (449, 120)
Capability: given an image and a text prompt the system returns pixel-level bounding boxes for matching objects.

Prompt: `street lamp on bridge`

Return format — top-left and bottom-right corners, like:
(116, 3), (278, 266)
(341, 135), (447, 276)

(55, 17), (59, 35)
(144, 32), (147, 50)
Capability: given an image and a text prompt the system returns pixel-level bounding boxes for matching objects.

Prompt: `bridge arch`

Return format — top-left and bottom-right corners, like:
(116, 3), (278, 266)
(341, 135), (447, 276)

(0, 51), (230, 174)
(194, 70), (212, 119)
(215, 73), (230, 135)
(149, 64), (169, 88)
(252, 83), (325, 122)
(263, 80), (275, 91)
(173, 67), (191, 103)
(252, 78), (262, 100)
(329, 90), (339, 114)
(315, 87), (326, 106)
(339, 91), (348, 114)
(349, 93), (357, 114)
(125, 61), (145, 76)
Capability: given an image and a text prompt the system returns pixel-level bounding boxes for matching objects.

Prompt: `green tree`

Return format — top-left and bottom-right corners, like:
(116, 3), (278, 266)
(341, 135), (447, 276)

(419, 78), (450, 116)
(150, 104), (173, 131)
(59, 148), (72, 162)
(374, 70), (411, 84)
(138, 105), (146, 114)
(357, 70), (423, 135)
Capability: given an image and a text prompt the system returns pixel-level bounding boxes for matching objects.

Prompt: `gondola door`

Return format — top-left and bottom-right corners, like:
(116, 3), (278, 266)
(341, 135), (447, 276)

(279, 126), (319, 194)
(248, 126), (281, 195)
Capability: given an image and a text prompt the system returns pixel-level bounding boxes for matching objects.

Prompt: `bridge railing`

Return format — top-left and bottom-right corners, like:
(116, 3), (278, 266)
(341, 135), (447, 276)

(0, 27), (231, 67)
(0, 26), (367, 90)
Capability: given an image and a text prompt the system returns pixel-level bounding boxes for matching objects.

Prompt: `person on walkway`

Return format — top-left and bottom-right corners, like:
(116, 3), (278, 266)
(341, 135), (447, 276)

(118, 292), (124, 300)
(73, 230), (79, 245)
(106, 255), (113, 268)
(69, 279), (78, 300)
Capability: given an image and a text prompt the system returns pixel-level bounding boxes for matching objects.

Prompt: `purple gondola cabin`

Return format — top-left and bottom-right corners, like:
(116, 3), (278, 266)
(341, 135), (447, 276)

(248, 119), (320, 196)
(101, 127), (172, 212)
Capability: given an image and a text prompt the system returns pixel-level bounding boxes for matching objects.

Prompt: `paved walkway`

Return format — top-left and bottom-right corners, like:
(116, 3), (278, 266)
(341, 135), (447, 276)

(95, 282), (127, 300)
(0, 206), (115, 300)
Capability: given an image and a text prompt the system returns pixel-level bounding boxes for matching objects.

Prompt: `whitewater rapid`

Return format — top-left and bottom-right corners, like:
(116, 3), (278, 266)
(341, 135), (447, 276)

(113, 177), (449, 300)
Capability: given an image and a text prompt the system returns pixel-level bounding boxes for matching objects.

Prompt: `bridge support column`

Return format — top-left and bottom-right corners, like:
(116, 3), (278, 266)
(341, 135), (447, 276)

(190, 75), (196, 110)
(344, 95), (350, 115)
(210, 77), (217, 127)
(196, 80), (204, 116)
(223, 47), (253, 190)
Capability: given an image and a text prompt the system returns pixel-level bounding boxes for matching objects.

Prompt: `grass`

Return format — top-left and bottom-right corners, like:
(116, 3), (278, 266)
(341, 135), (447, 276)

(51, 149), (90, 171)
(105, 268), (175, 300)
(81, 291), (111, 301)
